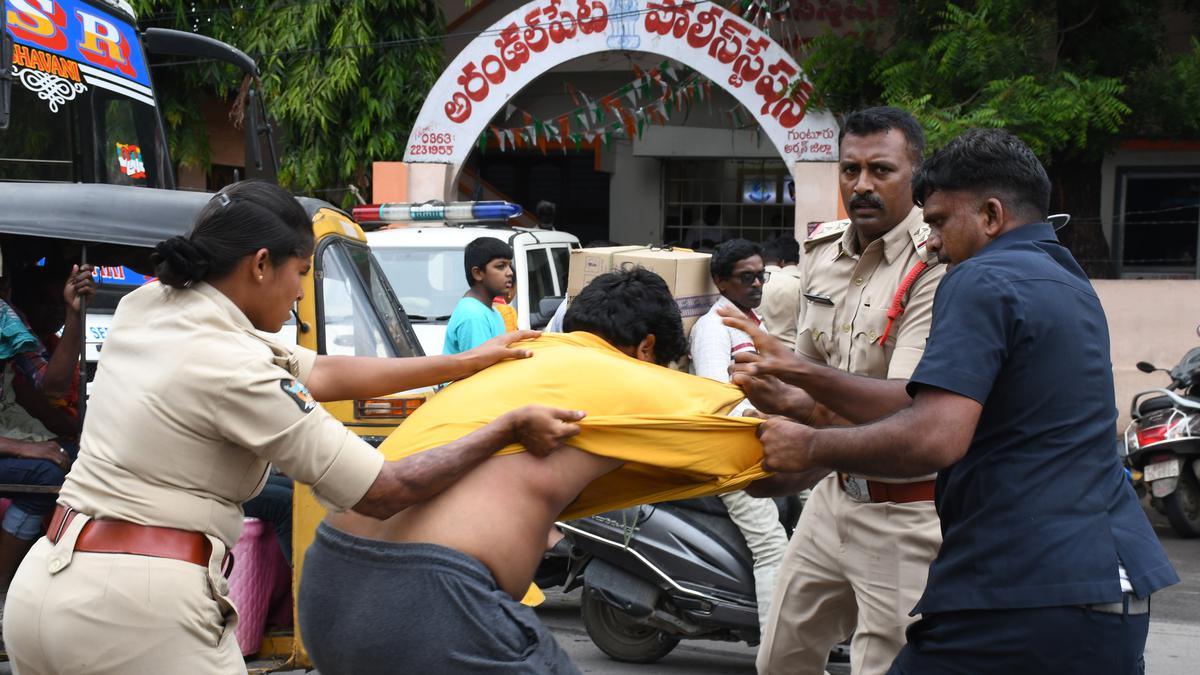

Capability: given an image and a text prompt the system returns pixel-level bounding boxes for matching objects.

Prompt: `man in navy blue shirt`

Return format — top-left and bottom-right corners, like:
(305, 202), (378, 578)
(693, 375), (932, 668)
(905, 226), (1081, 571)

(747, 129), (1178, 673)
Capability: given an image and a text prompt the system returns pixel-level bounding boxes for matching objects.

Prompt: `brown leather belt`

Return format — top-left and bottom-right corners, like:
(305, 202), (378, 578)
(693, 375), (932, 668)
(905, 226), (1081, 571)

(839, 474), (935, 503)
(47, 505), (214, 568)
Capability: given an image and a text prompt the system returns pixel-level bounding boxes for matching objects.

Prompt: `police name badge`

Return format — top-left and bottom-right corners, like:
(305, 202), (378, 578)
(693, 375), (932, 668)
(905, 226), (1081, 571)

(280, 379), (317, 413)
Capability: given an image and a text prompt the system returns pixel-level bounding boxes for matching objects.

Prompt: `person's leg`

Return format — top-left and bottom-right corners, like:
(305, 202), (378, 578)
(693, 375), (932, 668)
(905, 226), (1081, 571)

(242, 473), (294, 564)
(757, 477), (857, 675)
(842, 498), (941, 675)
(887, 605), (1150, 675)
(719, 490), (788, 627)
(300, 523), (581, 675)
(0, 458), (65, 590)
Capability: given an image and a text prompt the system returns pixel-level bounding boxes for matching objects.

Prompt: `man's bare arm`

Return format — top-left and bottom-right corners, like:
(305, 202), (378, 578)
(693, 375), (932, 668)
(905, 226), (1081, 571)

(757, 387), (981, 478)
(352, 405), (584, 519)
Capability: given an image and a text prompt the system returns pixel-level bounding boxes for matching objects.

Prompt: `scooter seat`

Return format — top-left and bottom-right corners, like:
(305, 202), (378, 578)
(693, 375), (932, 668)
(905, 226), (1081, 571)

(1138, 394), (1200, 416)
(672, 496), (729, 518)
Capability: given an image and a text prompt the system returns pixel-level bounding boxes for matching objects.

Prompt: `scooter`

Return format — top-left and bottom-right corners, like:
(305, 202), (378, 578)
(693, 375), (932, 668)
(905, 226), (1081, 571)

(1124, 346), (1200, 538)
(541, 495), (802, 663)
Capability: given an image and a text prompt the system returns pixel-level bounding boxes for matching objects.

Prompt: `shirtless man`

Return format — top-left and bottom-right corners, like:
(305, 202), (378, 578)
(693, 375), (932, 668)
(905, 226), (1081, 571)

(299, 268), (696, 674)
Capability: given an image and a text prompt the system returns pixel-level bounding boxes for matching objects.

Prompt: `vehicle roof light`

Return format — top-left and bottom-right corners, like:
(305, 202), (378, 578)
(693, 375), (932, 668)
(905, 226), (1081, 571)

(352, 200), (523, 226)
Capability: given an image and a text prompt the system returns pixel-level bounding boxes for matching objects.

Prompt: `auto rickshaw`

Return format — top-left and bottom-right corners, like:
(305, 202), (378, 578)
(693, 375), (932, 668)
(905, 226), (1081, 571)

(0, 182), (428, 669)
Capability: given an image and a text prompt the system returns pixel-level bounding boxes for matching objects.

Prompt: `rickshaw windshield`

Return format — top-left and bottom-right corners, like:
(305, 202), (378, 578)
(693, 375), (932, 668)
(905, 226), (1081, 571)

(316, 237), (421, 359)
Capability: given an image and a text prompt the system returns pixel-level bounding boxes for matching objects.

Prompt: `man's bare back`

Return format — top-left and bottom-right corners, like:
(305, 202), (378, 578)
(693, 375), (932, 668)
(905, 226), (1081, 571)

(328, 447), (622, 598)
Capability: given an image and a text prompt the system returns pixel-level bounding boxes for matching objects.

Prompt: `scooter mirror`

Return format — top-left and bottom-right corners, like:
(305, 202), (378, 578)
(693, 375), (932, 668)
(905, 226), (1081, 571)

(1136, 361), (1157, 374)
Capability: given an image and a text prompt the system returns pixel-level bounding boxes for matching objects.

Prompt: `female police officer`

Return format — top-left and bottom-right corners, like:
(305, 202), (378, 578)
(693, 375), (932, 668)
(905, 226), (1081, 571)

(2, 181), (583, 674)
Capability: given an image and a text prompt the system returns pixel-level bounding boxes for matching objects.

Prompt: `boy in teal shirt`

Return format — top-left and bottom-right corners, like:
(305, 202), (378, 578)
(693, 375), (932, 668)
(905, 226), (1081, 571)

(443, 238), (513, 355)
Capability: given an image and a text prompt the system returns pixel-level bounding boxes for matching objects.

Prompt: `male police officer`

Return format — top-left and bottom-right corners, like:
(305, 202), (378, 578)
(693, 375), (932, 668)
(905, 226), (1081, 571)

(752, 129), (1177, 674)
(723, 107), (945, 675)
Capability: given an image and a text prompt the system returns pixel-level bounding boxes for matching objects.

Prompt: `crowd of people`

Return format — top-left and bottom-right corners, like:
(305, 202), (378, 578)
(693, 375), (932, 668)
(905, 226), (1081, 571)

(0, 107), (1178, 675)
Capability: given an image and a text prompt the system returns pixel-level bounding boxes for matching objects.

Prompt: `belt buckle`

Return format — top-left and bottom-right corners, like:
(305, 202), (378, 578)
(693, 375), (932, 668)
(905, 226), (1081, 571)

(839, 473), (872, 503)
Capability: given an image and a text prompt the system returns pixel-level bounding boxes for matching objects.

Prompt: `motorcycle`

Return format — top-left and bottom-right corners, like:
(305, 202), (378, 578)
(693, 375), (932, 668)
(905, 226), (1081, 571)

(1124, 346), (1200, 538)
(537, 495), (802, 663)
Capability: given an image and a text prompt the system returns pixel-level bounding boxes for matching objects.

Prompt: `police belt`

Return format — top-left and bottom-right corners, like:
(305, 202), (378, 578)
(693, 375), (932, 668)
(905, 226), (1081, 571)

(837, 473), (935, 504)
(47, 505), (232, 575)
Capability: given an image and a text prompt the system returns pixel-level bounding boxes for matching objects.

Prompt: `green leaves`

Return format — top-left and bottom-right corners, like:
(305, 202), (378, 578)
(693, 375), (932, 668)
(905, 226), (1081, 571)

(800, 0), (1152, 161)
(132, 0), (445, 206)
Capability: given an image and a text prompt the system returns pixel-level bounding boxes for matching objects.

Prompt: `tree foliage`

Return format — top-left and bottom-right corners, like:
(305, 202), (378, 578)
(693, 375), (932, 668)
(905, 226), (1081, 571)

(131, 1), (445, 203)
(798, 0), (1200, 159)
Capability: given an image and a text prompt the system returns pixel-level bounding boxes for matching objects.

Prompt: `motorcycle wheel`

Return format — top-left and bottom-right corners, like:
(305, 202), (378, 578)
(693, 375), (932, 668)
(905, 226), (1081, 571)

(1164, 469), (1200, 538)
(580, 585), (680, 663)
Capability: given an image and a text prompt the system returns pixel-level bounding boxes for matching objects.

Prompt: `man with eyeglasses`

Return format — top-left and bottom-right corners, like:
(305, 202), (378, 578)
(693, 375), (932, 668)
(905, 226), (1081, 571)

(688, 238), (788, 630)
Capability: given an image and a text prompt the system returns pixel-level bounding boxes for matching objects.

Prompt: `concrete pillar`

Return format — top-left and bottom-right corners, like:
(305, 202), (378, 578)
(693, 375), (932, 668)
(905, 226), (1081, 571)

(371, 162), (453, 203)
(608, 141), (663, 245)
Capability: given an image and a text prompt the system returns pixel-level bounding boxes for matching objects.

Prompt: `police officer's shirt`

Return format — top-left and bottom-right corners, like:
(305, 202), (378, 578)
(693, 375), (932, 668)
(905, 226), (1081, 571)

(797, 207), (944, 482)
(58, 282), (384, 548)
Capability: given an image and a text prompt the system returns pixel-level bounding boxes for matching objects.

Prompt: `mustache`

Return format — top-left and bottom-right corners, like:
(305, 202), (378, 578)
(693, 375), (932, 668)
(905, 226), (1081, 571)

(848, 193), (884, 210)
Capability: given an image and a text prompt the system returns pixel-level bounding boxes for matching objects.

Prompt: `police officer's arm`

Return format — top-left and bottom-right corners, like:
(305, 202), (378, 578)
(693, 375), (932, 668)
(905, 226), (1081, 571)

(216, 356), (584, 518)
(723, 311), (909, 423)
(354, 405), (584, 519)
(758, 264), (1010, 477)
(303, 329), (541, 402)
(755, 387), (981, 476)
(722, 266), (943, 424)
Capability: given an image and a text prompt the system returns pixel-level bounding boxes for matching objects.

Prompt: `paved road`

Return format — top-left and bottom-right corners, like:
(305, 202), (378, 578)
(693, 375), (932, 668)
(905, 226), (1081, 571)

(536, 502), (1199, 675)
(2, 504), (1194, 675)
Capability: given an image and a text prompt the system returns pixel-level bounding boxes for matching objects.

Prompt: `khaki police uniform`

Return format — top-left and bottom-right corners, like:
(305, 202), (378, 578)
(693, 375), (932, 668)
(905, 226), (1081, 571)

(759, 263), (803, 349)
(757, 207), (945, 675)
(3, 281), (384, 675)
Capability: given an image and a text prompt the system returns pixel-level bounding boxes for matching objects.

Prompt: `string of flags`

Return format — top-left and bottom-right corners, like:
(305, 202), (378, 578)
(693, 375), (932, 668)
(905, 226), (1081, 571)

(477, 60), (757, 155)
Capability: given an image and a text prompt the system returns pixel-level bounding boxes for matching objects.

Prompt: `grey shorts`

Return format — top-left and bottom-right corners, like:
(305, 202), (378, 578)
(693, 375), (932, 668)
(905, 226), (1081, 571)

(298, 523), (580, 675)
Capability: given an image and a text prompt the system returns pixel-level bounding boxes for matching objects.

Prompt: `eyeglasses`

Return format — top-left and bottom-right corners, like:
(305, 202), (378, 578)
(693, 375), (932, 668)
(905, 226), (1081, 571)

(733, 270), (771, 286)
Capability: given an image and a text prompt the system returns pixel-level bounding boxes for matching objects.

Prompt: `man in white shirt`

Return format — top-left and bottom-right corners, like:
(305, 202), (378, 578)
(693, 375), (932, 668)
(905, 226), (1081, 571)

(689, 239), (788, 629)
(759, 236), (803, 349)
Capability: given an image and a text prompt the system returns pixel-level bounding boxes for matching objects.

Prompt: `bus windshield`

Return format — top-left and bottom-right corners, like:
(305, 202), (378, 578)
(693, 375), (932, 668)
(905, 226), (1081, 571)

(2, 0), (170, 187)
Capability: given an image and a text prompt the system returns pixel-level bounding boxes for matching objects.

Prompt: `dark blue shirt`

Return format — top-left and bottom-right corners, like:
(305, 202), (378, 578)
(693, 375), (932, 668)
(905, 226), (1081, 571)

(907, 222), (1178, 614)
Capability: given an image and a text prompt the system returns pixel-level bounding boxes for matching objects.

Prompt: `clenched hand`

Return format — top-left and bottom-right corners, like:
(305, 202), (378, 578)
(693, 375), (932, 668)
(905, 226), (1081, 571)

(507, 405), (586, 457)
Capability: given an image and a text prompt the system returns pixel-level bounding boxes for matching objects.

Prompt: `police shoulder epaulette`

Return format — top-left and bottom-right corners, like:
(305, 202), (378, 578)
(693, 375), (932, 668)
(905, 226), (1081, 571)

(910, 223), (934, 260)
(804, 218), (851, 250)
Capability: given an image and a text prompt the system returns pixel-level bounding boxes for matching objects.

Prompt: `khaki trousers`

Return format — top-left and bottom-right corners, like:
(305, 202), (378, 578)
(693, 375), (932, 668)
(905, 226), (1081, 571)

(757, 475), (941, 675)
(4, 514), (243, 675)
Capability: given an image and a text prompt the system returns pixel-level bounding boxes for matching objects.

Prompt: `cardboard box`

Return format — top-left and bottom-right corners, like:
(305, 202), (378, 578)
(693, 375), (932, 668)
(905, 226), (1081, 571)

(568, 245), (720, 334)
(567, 245), (647, 297)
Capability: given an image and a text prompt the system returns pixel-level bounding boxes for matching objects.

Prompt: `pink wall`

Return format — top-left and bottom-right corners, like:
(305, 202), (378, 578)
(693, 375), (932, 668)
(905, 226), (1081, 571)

(1094, 280), (1200, 432)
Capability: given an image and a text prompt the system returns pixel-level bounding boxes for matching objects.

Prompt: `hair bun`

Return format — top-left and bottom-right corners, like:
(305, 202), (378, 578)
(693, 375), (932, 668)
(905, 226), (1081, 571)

(153, 236), (212, 288)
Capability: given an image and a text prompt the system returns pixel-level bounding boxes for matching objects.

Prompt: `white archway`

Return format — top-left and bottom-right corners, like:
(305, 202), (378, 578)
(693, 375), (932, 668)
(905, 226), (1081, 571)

(405, 0), (839, 183)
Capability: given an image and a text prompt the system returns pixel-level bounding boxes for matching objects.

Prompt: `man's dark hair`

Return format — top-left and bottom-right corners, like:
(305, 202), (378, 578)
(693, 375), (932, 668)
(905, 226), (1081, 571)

(462, 237), (513, 286)
(911, 128), (1051, 220)
(563, 267), (687, 366)
(710, 238), (762, 280)
(762, 236), (800, 265)
(839, 106), (925, 167)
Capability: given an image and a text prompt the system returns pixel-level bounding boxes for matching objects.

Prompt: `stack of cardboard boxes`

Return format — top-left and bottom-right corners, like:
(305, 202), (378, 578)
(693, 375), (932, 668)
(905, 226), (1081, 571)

(566, 245), (720, 334)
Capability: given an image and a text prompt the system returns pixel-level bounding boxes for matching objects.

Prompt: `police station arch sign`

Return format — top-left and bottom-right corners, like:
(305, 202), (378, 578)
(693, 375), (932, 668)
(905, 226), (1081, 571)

(405, 0), (839, 180)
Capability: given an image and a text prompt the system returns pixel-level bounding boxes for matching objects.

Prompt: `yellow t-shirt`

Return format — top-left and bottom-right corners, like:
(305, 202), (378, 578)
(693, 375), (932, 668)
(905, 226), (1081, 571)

(379, 332), (768, 519)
